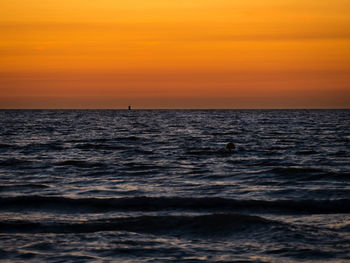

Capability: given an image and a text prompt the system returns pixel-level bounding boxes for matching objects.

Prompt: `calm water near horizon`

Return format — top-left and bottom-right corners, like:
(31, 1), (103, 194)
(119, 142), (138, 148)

(0, 109), (349, 262)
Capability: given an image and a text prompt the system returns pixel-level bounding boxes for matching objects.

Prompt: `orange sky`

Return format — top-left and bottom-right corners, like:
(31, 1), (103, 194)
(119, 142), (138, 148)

(1, 0), (349, 108)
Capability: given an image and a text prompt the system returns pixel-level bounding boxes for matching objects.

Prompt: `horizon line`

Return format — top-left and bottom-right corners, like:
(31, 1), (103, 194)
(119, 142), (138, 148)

(0, 108), (349, 110)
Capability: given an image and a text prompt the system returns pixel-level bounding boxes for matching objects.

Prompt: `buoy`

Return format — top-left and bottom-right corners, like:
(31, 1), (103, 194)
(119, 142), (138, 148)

(226, 142), (235, 151)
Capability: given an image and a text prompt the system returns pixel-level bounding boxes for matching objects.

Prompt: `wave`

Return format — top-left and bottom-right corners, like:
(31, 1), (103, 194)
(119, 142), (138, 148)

(56, 160), (106, 168)
(69, 136), (141, 143)
(295, 150), (318, 155)
(1, 196), (349, 214)
(185, 148), (235, 156)
(0, 213), (277, 235)
(0, 184), (49, 191)
(75, 143), (128, 151)
(268, 167), (350, 181)
(0, 158), (33, 167)
(0, 142), (65, 153)
(269, 167), (322, 175)
(0, 143), (15, 149)
(24, 142), (65, 151)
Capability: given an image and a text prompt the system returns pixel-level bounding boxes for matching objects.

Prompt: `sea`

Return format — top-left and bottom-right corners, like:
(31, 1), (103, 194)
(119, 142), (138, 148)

(0, 109), (349, 262)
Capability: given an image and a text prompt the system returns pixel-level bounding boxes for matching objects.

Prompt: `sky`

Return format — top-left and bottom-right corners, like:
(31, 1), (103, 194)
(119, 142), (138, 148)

(0, 0), (349, 109)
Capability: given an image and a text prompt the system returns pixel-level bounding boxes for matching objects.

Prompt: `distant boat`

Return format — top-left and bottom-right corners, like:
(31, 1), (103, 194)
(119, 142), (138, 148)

(128, 105), (131, 110)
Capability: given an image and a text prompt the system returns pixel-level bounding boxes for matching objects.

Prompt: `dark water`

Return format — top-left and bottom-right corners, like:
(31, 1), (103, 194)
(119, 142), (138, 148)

(0, 109), (349, 262)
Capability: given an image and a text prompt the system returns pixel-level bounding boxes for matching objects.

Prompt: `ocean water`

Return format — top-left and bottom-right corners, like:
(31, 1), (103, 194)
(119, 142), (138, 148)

(0, 109), (349, 262)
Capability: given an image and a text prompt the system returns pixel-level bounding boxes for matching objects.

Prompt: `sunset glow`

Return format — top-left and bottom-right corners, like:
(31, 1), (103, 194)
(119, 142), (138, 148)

(1, 0), (349, 108)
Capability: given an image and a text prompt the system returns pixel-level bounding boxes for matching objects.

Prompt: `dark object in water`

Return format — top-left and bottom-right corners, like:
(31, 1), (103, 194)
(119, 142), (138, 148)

(226, 142), (235, 151)
(128, 105), (131, 110)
